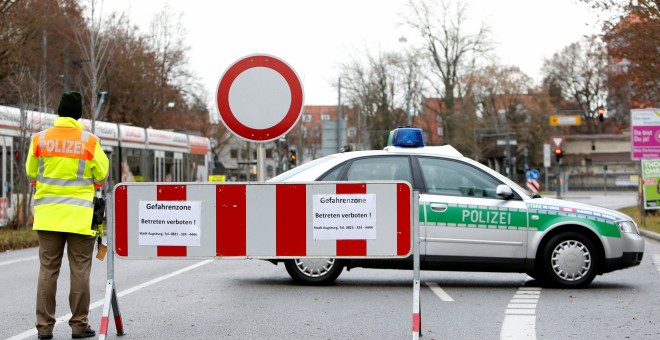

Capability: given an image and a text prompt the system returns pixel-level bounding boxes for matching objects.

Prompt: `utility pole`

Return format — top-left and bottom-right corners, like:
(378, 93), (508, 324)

(337, 78), (343, 153)
(556, 157), (561, 199)
(603, 163), (608, 196)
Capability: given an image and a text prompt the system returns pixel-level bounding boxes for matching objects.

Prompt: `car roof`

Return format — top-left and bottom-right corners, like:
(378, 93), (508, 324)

(383, 145), (463, 158)
(269, 144), (467, 182)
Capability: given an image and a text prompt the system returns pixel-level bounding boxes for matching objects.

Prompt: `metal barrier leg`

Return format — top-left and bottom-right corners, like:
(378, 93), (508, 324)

(412, 192), (422, 339)
(111, 280), (126, 335)
(99, 195), (126, 339)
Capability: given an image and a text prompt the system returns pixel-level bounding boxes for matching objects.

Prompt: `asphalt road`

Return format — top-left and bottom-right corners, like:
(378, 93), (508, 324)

(1, 191), (658, 340)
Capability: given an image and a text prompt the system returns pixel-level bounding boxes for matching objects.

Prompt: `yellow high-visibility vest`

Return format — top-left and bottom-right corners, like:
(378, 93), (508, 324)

(26, 117), (109, 236)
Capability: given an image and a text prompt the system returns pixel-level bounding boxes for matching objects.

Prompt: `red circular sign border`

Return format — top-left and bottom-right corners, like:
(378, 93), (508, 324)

(216, 54), (304, 142)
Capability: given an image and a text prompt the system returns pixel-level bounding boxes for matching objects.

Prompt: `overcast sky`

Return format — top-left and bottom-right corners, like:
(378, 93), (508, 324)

(106, 0), (601, 107)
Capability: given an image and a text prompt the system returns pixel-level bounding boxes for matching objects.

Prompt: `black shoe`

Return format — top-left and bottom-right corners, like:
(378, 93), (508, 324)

(37, 333), (53, 340)
(71, 325), (96, 339)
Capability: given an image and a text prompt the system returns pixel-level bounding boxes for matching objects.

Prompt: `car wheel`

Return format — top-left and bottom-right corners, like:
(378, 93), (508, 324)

(284, 258), (344, 285)
(539, 232), (599, 288)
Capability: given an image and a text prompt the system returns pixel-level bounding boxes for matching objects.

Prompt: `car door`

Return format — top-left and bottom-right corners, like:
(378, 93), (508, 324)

(325, 155), (425, 261)
(416, 156), (528, 263)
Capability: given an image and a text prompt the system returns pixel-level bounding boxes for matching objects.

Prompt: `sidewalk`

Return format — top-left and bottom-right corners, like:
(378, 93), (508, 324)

(558, 190), (638, 210)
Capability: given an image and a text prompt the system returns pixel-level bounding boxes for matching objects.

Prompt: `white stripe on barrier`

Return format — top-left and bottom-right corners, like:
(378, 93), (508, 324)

(307, 183), (337, 256)
(246, 184), (276, 256)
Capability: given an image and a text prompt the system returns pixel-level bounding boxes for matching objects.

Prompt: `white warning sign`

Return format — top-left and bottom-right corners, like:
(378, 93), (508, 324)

(312, 194), (376, 240)
(138, 201), (201, 246)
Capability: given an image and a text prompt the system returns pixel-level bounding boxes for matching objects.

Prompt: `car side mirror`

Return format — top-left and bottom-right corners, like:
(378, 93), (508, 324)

(496, 185), (514, 199)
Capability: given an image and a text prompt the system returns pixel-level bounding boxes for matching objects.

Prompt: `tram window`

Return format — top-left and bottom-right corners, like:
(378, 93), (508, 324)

(123, 148), (145, 182)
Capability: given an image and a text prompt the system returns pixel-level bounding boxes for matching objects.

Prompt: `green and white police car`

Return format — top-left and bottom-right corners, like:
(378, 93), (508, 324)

(269, 128), (644, 288)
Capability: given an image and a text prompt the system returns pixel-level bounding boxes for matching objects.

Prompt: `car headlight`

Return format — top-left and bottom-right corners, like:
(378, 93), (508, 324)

(616, 220), (639, 235)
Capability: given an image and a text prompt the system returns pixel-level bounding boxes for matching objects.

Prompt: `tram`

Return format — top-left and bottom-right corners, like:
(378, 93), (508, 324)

(0, 105), (212, 226)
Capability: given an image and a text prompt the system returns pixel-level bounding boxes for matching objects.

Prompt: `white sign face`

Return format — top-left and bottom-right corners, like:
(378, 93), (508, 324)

(229, 67), (292, 129)
(138, 201), (201, 246)
(552, 137), (563, 147)
(543, 143), (551, 168)
(312, 194), (376, 240)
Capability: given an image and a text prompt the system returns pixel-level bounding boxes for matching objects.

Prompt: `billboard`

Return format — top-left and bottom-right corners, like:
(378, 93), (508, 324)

(642, 159), (660, 210)
(631, 108), (660, 160)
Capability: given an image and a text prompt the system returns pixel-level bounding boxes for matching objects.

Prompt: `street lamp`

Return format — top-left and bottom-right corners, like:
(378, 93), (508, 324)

(399, 36), (412, 126)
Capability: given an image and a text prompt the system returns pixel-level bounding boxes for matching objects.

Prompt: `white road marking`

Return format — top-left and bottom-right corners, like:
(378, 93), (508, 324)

(426, 282), (455, 302)
(653, 254), (660, 274)
(507, 304), (537, 309)
(501, 315), (536, 339)
(505, 308), (536, 315)
(500, 285), (541, 340)
(0, 255), (39, 267)
(7, 259), (213, 340)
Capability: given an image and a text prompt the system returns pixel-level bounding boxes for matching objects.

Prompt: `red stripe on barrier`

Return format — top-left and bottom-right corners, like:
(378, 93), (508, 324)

(397, 183), (411, 255)
(114, 185), (128, 257)
(156, 185), (187, 257)
(115, 315), (124, 333)
(276, 184), (306, 256)
(412, 313), (420, 332)
(216, 184), (247, 256)
(335, 183), (367, 256)
(99, 316), (108, 334)
(157, 246), (187, 256)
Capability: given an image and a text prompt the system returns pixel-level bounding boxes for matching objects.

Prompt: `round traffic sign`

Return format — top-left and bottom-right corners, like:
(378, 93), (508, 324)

(216, 54), (304, 142)
(526, 169), (541, 180)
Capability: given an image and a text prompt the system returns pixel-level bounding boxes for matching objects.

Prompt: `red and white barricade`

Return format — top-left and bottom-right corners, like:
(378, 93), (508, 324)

(101, 181), (415, 339)
(113, 182), (412, 258)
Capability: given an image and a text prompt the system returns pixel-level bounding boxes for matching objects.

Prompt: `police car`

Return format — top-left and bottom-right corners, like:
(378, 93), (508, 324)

(269, 128), (644, 288)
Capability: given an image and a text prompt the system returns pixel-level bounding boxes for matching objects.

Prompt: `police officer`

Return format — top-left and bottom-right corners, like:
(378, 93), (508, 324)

(26, 91), (109, 339)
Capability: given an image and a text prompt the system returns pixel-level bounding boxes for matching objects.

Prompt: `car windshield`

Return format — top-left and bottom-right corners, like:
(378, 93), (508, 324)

(268, 155), (338, 182)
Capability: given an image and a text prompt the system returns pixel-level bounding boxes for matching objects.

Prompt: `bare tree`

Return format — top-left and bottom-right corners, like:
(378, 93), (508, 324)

(458, 65), (533, 159)
(69, 0), (114, 132)
(542, 35), (608, 133)
(404, 0), (493, 145)
(579, 0), (659, 22)
(146, 4), (196, 128)
(339, 50), (409, 149)
(6, 67), (40, 228)
(394, 42), (427, 127)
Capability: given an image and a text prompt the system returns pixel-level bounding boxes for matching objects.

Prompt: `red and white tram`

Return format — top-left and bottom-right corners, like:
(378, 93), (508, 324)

(0, 105), (212, 225)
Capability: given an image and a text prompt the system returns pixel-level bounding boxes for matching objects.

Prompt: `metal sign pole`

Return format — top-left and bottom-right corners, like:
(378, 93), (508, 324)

(257, 143), (266, 182)
(412, 191), (421, 339)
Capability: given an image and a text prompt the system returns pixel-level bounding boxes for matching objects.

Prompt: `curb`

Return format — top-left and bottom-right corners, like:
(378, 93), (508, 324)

(639, 229), (660, 242)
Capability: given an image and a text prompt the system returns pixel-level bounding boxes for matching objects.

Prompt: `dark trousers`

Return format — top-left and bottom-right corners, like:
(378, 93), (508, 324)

(35, 231), (95, 334)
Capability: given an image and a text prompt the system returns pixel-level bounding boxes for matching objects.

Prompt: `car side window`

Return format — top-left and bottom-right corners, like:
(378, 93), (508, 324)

(344, 157), (412, 183)
(418, 157), (502, 198)
(319, 164), (345, 181)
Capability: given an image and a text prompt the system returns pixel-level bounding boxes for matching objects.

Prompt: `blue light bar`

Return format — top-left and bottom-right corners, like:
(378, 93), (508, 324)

(390, 128), (425, 147)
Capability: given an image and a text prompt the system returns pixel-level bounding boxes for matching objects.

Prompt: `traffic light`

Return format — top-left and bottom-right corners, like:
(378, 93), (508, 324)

(597, 106), (605, 122)
(554, 147), (564, 163)
(289, 150), (296, 167)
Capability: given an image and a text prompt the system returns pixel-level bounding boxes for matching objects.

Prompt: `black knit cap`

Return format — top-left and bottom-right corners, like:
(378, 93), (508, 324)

(57, 91), (83, 119)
